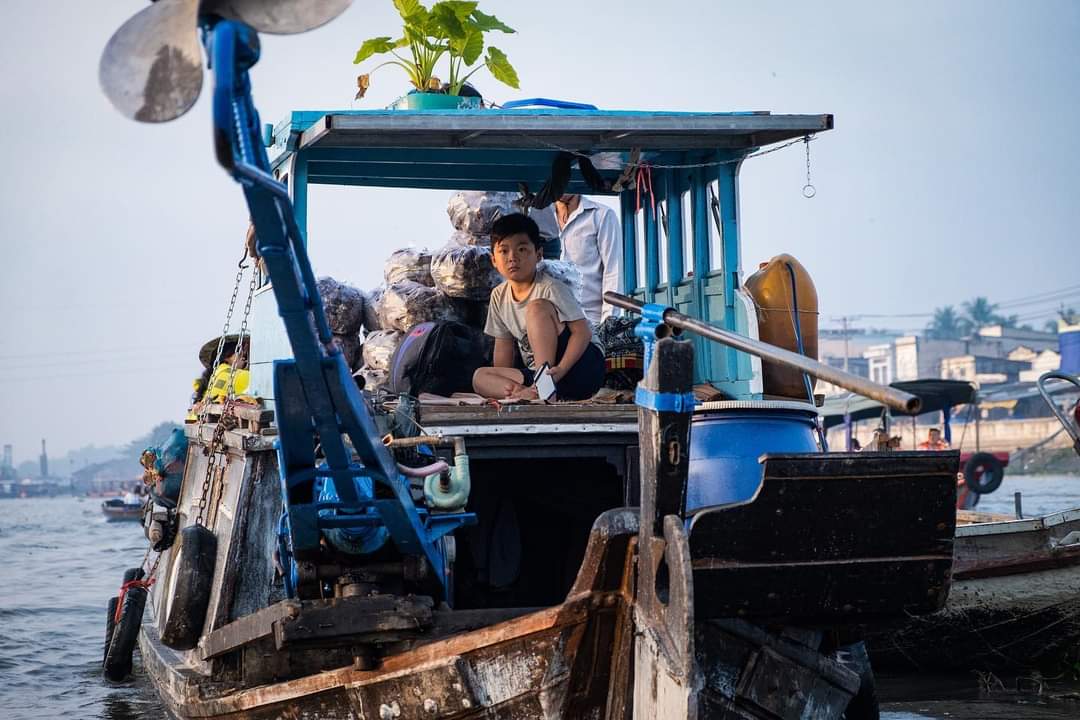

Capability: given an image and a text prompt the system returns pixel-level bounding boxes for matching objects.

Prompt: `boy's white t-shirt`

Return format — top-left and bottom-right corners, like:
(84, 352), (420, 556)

(484, 269), (603, 370)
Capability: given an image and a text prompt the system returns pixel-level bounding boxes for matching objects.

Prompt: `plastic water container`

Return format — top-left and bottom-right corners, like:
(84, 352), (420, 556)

(687, 400), (820, 512)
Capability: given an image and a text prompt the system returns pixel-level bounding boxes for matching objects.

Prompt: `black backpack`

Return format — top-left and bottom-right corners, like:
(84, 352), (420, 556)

(388, 321), (486, 397)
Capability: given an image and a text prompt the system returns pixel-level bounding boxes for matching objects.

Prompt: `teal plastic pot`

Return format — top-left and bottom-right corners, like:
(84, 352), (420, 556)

(392, 92), (482, 111)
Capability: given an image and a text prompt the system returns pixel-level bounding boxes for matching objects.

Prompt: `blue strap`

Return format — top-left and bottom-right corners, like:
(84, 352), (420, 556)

(635, 386), (697, 413)
(501, 98), (598, 111)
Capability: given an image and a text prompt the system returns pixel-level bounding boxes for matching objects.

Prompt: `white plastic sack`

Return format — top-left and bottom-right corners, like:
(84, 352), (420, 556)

(317, 276), (366, 335)
(384, 248), (433, 287)
(447, 191), (517, 235)
(361, 330), (403, 371)
(378, 280), (457, 332)
(449, 229), (491, 248)
(537, 260), (584, 303)
(430, 245), (503, 301)
(363, 286), (384, 332)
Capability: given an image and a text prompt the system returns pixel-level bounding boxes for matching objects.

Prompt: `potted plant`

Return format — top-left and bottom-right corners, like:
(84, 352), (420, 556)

(353, 0), (519, 110)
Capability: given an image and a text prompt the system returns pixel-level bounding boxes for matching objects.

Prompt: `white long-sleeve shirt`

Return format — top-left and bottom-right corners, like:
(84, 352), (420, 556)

(557, 197), (622, 323)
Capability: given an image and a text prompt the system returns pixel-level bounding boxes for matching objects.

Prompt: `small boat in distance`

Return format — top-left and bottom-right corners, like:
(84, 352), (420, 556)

(102, 493), (143, 522)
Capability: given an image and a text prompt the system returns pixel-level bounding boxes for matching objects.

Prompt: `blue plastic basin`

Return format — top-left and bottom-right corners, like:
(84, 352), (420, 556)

(687, 401), (819, 512)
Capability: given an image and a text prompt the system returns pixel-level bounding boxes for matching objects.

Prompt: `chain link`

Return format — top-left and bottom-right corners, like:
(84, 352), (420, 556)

(802, 135), (816, 198)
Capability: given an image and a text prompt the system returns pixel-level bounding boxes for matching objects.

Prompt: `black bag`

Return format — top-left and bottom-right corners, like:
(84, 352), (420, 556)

(388, 321), (486, 397)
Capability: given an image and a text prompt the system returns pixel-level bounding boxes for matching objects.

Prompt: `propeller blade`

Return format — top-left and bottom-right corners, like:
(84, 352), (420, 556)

(203, 0), (353, 35)
(99, 0), (204, 123)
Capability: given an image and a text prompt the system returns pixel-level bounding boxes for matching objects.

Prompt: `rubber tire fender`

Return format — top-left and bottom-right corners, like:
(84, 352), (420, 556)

(102, 567), (145, 666)
(103, 583), (148, 682)
(964, 452), (1004, 494)
(159, 525), (217, 651)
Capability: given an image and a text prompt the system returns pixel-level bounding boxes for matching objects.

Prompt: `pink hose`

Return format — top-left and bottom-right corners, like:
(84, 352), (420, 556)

(397, 461), (449, 478)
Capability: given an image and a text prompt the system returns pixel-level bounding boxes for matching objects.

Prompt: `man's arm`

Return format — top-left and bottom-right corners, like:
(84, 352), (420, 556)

(597, 208), (623, 321)
(492, 337), (516, 368)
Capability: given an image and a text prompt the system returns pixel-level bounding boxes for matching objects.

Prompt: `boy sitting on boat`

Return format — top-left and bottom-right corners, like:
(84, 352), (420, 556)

(473, 213), (605, 401)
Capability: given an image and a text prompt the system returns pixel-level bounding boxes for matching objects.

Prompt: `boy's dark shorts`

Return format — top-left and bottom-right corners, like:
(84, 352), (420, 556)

(520, 328), (605, 400)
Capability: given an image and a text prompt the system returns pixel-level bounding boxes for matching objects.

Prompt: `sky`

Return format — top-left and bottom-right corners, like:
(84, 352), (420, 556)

(1, 0), (1079, 461)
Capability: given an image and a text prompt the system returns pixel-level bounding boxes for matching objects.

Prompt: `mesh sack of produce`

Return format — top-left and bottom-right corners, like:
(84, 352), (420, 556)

(362, 330), (403, 371)
(595, 315), (644, 390)
(448, 229), (491, 248)
(430, 244), (503, 301)
(446, 191), (516, 235)
(363, 286), (384, 332)
(537, 260), (584, 303)
(316, 276), (366, 335)
(384, 248), (433, 287)
(377, 281), (457, 332)
(331, 333), (363, 371)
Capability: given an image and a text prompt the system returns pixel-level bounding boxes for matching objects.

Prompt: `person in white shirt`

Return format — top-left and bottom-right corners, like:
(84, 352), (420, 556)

(553, 195), (622, 324)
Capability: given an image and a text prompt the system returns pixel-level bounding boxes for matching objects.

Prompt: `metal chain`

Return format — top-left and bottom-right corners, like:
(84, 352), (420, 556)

(198, 254), (250, 424)
(802, 135), (816, 198)
(512, 132), (818, 170)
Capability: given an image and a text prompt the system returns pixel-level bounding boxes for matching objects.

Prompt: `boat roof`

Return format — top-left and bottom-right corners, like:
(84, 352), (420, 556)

(269, 108), (834, 192)
(819, 379), (977, 429)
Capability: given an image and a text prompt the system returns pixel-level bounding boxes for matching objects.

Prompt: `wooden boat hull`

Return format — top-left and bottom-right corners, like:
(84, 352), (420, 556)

(868, 508), (1080, 671)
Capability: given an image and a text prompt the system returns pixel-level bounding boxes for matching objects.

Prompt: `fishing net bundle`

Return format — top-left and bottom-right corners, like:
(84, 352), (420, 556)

(363, 286), (384, 331)
(331, 333), (363, 371)
(384, 248), (433, 287)
(316, 276), (366, 335)
(447, 191), (517, 236)
(429, 244), (503, 301)
(537, 260), (584, 303)
(377, 281), (458, 332)
(361, 330), (404, 371)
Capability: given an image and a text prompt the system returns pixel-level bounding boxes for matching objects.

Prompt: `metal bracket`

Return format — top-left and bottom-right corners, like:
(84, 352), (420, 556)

(634, 302), (672, 372)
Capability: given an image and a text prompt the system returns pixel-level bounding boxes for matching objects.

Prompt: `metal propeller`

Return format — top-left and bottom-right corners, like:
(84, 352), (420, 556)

(100, 0), (352, 122)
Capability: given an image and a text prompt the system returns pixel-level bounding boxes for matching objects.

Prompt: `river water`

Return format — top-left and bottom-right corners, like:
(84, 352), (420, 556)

(1, 474), (1078, 720)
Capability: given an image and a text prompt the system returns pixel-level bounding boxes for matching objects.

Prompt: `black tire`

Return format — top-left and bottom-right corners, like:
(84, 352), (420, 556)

(103, 596), (119, 665)
(103, 585), (147, 682)
(964, 452), (1004, 494)
(160, 525), (217, 651)
(103, 568), (145, 665)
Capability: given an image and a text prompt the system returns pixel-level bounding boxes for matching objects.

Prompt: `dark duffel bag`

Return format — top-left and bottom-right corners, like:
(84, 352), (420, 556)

(388, 321), (486, 397)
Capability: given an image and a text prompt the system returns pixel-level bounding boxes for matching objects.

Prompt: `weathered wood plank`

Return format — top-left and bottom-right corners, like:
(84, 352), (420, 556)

(418, 402), (638, 426)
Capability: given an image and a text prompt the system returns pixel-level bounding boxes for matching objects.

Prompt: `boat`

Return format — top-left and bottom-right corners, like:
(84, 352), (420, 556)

(867, 506), (1080, 671)
(867, 371), (1080, 671)
(101, 495), (144, 522)
(97, 4), (961, 718)
(820, 378), (1012, 508)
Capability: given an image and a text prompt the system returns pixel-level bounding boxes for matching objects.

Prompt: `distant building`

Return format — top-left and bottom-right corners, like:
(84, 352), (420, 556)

(940, 354), (1029, 387)
(976, 325), (1058, 353)
(1017, 349), (1061, 382)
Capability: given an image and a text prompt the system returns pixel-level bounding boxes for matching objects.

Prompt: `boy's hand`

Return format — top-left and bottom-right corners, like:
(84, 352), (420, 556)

(547, 364), (567, 383)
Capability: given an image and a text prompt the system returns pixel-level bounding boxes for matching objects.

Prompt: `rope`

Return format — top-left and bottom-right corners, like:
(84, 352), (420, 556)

(113, 578), (156, 624)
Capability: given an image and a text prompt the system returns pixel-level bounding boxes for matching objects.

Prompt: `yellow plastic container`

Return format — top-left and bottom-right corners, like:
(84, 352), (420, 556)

(743, 254), (819, 399)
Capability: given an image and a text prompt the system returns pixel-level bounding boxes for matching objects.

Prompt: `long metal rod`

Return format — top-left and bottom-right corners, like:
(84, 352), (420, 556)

(605, 292), (922, 414)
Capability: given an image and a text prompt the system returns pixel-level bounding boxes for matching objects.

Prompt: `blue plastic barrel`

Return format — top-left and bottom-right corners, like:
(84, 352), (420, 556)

(687, 401), (820, 512)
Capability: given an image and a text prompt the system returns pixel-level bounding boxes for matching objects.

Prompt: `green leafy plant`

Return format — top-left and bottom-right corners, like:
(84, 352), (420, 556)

(353, 0), (518, 99)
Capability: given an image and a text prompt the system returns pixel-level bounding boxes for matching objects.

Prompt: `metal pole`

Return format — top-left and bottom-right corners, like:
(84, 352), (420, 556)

(605, 292), (922, 414)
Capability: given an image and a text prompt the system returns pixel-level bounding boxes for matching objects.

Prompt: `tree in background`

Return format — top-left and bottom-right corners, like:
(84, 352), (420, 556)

(926, 305), (971, 339)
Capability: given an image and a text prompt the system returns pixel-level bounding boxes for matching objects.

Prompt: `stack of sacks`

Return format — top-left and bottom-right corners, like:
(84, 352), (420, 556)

(362, 286), (384, 332)
(316, 276), (365, 370)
